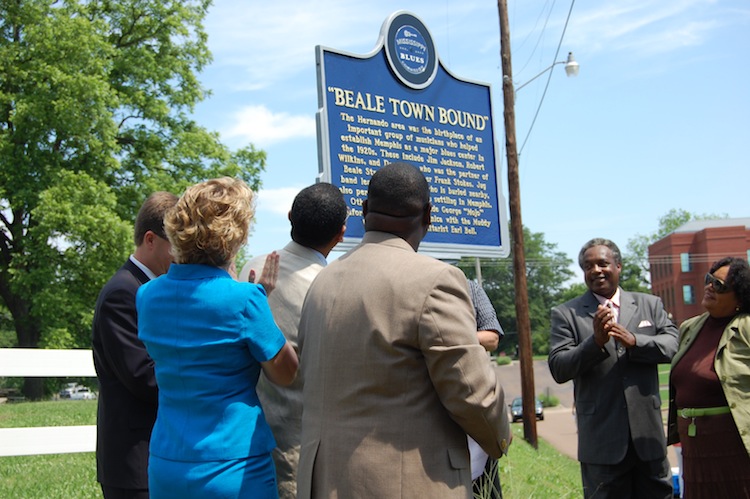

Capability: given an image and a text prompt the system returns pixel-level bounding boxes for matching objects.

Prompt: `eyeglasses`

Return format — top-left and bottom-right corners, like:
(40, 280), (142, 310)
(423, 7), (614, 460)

(704, 273), (729, 294)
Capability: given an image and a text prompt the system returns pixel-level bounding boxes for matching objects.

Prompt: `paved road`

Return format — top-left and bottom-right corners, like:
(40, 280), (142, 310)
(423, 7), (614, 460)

(492, 359), (678, 468)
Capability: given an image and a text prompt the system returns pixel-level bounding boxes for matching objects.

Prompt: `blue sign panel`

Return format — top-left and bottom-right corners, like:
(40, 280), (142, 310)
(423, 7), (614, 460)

(316, 11), (509, 258)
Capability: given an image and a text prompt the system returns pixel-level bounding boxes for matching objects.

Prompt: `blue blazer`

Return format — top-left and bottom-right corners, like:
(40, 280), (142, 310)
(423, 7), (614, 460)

(548, 289), (679, 465)
(137, 264), (286, 461)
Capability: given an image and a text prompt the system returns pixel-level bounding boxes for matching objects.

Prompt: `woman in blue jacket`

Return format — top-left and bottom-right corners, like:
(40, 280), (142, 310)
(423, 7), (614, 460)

(137, 177), (298, 498)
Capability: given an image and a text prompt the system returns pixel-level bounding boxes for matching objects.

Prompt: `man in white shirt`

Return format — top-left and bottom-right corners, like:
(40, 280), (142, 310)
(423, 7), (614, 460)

(239, 182), (347, 499)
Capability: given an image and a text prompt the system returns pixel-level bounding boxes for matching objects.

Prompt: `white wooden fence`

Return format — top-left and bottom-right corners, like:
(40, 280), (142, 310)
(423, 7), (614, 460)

(0, 348), (97, 457)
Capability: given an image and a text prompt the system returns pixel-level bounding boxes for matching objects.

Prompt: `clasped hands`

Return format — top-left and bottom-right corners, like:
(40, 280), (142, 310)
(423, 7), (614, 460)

(593, 304), (636, 350)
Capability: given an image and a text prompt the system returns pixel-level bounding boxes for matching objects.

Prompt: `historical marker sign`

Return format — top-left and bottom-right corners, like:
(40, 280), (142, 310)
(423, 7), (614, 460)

(316, 11), (509, 258)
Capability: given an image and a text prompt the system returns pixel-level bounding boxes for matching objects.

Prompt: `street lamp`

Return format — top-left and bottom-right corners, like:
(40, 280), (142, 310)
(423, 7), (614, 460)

(513, 52), (579, 92)
(564, 52), (580, 77)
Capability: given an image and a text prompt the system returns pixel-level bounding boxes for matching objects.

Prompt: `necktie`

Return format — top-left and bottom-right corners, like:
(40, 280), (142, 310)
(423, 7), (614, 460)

(605, 300), (618, 323)
(606, 301), (624, 355)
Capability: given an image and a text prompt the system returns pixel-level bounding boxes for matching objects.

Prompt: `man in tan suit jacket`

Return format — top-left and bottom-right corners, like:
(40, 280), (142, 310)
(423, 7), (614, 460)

(297, 162), (511, 498)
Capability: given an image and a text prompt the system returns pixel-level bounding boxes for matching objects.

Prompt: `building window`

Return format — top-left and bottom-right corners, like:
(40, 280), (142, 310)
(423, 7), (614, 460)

(683, 285), (695, 305)
(680, 253), (691, 272)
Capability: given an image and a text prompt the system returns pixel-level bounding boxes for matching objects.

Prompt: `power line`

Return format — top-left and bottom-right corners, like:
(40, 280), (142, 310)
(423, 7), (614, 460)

(519, 0), (576, 156)
(648, 253), (748, 264)
(461, 258), (574, 268)
(513, 0), (557, 76)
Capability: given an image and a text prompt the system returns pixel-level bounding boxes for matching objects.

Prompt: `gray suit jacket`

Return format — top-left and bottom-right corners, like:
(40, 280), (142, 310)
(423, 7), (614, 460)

(297, 232), (510, 498)
(548, 289), (678, 465)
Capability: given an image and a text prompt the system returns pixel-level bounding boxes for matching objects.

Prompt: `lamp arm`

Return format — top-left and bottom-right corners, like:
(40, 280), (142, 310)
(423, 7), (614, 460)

(514, 60), (565, 91)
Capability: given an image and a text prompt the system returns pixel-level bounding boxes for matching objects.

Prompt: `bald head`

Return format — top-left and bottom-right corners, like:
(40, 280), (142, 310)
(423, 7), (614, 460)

(366, 162), (430, 217)
(363, 162), (431, 250)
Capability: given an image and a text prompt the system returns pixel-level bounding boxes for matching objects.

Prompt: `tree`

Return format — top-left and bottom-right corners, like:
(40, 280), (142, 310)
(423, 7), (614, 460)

(618, 258), (651, 294)
(625, 209), (727, 288)
(557, 282), (587, 305)
(1, 0), (265, 399)
(459, 226), (574, 355)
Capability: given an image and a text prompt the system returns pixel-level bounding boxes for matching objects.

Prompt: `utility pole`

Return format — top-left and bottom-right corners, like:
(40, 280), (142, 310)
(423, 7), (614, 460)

(497, 0), (538, 448)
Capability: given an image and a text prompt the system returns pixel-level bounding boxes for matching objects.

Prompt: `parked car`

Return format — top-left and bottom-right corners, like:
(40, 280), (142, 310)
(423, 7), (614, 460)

(70, 386), (96, 400)
(62, 384), (97, 400)
(59, 383), (77, 399)
(510, 396), (544, 422)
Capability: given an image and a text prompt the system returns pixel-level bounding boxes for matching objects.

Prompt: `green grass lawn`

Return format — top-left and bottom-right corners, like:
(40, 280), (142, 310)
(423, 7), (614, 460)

(658, 364), (670, 387)
(1, 401), (582, 498)
(0, 452), (99, 498)
(659, 364), (671, 410)
(0, 400), (99, 498)
(497, 426), (581, 498)
(0, 399), (97, 428)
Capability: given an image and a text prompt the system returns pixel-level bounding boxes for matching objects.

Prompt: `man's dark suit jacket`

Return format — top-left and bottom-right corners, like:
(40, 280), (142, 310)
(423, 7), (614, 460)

(92, 259), (158, 490)
(548, 289), (678, 465)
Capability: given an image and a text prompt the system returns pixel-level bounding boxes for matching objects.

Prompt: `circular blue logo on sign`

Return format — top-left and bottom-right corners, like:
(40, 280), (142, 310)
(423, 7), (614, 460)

(394, 25), (429, 75)
(383, 12), (437, 89)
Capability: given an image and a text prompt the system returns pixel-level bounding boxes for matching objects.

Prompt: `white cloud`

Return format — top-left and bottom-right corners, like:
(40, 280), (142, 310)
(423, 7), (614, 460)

(617, 20), (719, 54)
(566, 0), (728, 57)
(223, 105), (316, 147)
(203, 0), (499, 91)
(204, 1), (381, 91)
(255, 186), (304, 216)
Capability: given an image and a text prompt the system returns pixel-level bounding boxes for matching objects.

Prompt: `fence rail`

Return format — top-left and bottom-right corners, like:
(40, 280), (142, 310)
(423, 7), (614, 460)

(0, 348), (97, 457)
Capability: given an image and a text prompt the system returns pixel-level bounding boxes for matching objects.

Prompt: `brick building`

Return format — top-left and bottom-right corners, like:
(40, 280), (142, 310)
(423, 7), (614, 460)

(648, 218), (750, 324)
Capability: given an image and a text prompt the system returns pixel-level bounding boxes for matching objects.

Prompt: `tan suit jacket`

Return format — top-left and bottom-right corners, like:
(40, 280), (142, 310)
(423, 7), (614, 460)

(297, 232), (510, 498)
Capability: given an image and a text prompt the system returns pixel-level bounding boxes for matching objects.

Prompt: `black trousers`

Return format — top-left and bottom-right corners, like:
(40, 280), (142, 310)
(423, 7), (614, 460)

(580, 439), (672, 499)
(101, 484), (149, 499)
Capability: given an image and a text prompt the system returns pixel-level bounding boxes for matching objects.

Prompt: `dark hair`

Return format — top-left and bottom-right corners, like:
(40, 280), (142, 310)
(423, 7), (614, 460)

(134, 191), (179, 246)
(367, 162), (430, 216)
(709, 256), (750, 313)
(290, 183), (348, 248)
(578, 238), (622, 269)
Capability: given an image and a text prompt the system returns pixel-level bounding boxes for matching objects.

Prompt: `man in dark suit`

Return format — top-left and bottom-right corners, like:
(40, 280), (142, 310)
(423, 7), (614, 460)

(92, 191), (177, 499)
(548, 237), (678, 498)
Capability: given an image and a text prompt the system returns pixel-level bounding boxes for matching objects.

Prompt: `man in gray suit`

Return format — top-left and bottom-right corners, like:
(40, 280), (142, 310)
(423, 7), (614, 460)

(239, 182), (347, 499)
(548, 237), (678, 498)
(297, 162), (510, 498)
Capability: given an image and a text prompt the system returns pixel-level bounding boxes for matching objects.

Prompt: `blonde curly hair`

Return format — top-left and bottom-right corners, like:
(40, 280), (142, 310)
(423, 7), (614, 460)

(165, 177), (255, 267)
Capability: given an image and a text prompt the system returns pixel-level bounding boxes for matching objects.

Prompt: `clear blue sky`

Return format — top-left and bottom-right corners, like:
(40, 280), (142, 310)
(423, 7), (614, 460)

(193, 0), (750, 271)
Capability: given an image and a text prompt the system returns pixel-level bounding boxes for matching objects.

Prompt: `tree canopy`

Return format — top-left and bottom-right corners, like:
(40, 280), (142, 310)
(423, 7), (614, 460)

(459, 226), (574, 355)
(1, 0), (265, 398)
